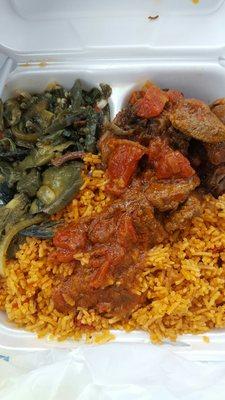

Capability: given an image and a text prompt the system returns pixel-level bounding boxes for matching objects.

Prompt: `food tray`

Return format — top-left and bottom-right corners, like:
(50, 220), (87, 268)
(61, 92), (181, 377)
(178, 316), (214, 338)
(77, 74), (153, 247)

(0, 0), (225, 361)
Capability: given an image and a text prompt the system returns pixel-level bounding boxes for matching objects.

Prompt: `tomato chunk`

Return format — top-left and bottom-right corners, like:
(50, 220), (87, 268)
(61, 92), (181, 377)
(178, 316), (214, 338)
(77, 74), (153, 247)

(49, 249), (75, 263)
(148, 138), (195, 179)
(129, 90), (144, 105)
(53, 223), (87, 251)
(129, 83), (183, 118)
(133, 82), (168, 118)
(106, 141), (145, 195)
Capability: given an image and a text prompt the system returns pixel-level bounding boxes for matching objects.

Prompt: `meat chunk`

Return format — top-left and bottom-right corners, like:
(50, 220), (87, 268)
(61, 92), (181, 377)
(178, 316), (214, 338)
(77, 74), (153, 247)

(170, 99), (225, 143)
(88, 211), (139, 250)
(98, 131), (115, 164)
(207, 97), (225, 165)
(113, 109), (170, 148)
(100, 187), (167, 248)
(204, 164), (225, 197)
(138, 118), (190, 155)
(204, 142), (225, 165)
(89, 244), (129, 289)
(143, 173), (200, 211)
(188, 140), (207, 169)
(109, 102), (189, 155)
(88, 213), (117, 244)
(52, 181), (168, 317)
(53, 278), (144, 317)
(166, 89), (184, 106)
(163, 126), (190, 156)
(113, 105), (136, 131)
(164, 193), (202, 233)
(211, 98), (225, 124)
(132, 205), (166, 247)
(118, 188), (167, 247)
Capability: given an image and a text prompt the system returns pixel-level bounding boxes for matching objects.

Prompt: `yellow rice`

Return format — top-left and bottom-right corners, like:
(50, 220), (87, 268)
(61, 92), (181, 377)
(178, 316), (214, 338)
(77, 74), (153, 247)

(1, 153), (225, 343)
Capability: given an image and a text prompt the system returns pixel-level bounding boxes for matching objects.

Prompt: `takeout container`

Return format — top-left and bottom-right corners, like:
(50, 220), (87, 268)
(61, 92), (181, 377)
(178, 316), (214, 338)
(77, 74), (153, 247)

(0, 0), (225, 360)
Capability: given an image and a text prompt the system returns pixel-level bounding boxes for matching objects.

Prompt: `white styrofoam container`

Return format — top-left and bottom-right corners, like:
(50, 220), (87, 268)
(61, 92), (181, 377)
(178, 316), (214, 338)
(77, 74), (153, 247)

(1, 0), (225, 361)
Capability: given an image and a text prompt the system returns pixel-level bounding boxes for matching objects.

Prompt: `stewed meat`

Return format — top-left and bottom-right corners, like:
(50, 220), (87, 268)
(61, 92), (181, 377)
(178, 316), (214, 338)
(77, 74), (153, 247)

(211, 98), (225, 125)
(88, 187), (167, 249)
(163, 126), (190, 155)
(204, 143), (225, 165)
(143, 173), (200, 212)
(53, 278), (145, 316)
(170, 99), (225, 143)
(113, 105), (136, 131)
(204, 164), (225, 198)
(164, 193), (202, 233)
(188, 140), (207, 169)
(52, 184), (167, 316)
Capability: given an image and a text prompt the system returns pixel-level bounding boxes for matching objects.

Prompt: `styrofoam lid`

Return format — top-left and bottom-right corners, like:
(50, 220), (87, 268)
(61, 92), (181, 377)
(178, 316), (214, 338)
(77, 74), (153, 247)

(0, 0), (225, 62)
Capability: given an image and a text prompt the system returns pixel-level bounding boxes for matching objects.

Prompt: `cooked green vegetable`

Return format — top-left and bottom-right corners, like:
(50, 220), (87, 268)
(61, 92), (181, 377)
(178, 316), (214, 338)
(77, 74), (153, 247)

(0, 99), (4, 131)
(0, 136), (29, 160)
(0, 161), (21, 187)
(83, 87), (102, 106)
(0, 148), (29, 161)
(4, 99), (21, 127)
(84, 111), (99, 153)
(45, 110), (83, 134)
(82, 84), (111, 108)
(39, 129), (72, 146)
(0, 213), (44, 275)
(0, 161), (20, 204)
(70, 79), (83, 110)
(7, 235), (24, 259)
(0, 194), (29, 236)
(17, 169), (41, 197)
(15, 90), (32, 111)
(19, 142), (73, 170)
(0, 79), (111, 270)
(99, 83), (112, 100)
(0, 193), (46, 274)
(0, 182), (14, 206)
(24, 98), (48, 119)
(0, 137), (16, 152)
(20, 220), (61, 239)
(102, 104), (111, 124)
(38, 109), (54, 129)
(12, 127), (40, 143)
(29, 198), (43, 215)
(32, 162), (83, 215)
